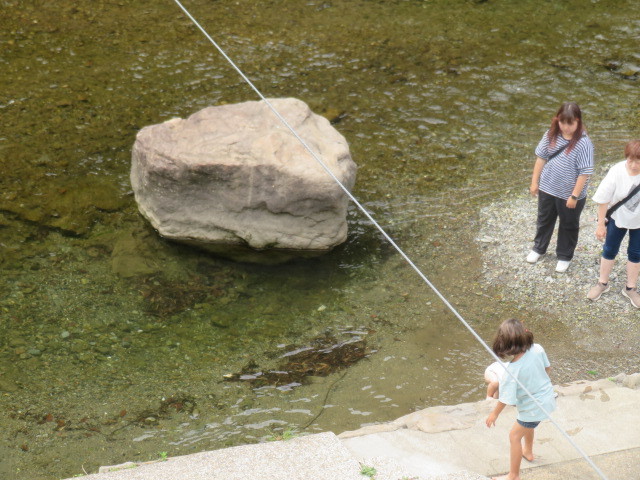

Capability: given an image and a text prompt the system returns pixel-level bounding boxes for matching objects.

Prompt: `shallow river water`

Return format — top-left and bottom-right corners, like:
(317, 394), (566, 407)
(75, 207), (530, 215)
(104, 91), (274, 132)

(1, 0), (639, 478)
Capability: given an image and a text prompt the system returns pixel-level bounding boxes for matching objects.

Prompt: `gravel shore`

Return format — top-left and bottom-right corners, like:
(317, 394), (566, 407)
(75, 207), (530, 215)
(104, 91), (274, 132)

(475, 170), (640, 354)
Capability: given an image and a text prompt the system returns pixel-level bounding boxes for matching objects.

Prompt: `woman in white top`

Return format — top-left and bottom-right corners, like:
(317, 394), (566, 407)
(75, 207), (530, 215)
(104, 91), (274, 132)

(587, 140), (640, 307)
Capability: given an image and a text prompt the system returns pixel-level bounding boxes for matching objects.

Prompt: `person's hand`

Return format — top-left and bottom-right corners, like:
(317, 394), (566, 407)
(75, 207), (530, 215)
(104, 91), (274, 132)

(566, 197), (577, 209)
(486, 412), (498, 428)
(529, 182), (539, 196)
(596, 224), (607, 241)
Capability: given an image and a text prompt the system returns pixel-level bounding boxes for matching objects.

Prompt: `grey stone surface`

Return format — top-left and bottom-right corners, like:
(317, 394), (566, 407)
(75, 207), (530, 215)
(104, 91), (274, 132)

(78, 432), (364, 480)
(130, 98), (356, 262)
(519, 447), (640, 480)
(341, 375), (640, 479)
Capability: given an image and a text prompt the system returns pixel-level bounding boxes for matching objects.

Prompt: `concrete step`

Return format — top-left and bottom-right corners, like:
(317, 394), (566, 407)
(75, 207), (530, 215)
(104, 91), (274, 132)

(75, 432), (365, 480)
(518, 447), (640, 480)
(348, 454), (489, 480)
(340, 376), (640, 480)
(71, 430), (488, 480)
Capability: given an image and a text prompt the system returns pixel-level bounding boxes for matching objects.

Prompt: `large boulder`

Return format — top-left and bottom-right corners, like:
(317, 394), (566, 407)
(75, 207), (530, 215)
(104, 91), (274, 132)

(130, 98), (356, 263)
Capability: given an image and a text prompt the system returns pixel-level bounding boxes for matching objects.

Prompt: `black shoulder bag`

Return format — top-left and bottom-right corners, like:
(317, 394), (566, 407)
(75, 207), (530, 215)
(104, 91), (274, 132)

(605, 182), (640, 223)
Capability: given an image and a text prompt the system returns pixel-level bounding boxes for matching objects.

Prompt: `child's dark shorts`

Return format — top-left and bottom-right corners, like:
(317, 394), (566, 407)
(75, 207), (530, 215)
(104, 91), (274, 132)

(517, 419), (541, 429)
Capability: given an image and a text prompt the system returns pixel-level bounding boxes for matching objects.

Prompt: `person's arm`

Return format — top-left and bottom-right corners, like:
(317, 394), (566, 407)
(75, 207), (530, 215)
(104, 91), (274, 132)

(486, 401), (507, 427)
(530, 157), (547, 196)
(566, 174), (590, 209)
(595, 203), (608, 241)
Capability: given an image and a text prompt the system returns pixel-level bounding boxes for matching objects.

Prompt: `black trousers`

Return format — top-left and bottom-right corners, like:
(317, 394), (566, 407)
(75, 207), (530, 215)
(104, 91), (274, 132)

(532, 190), (586, 261)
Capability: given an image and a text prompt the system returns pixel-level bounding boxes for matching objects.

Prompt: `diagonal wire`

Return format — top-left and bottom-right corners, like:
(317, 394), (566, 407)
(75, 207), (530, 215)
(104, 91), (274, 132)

(169, 1), (609, 478)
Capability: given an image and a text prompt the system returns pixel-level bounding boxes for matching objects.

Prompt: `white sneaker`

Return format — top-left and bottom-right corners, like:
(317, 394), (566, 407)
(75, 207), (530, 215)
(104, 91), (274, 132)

(555, 260), (571, 273)
(526, 250), (542, 263)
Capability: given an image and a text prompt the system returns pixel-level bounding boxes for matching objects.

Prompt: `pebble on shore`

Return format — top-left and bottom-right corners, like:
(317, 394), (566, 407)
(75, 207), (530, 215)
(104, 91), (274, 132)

(475, 186), (640, 335)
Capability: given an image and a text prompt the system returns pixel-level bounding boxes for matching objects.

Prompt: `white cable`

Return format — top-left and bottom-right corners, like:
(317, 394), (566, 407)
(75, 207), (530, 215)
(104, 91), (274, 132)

(170, 2), (609, 478)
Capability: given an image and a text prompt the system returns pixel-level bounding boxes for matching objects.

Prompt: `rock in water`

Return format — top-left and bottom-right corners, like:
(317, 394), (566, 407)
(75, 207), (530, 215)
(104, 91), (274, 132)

(131, 98), (356, 263)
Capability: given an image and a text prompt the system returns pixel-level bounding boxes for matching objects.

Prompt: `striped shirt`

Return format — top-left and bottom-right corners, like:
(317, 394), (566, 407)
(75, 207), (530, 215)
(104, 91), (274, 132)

(535, 130), (594, 200)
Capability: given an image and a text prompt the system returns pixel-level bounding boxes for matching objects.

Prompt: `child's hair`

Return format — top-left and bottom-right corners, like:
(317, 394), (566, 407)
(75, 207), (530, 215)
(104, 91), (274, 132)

(492, 318), (534, 359)
(547, 102), (585, 153)
(625, 140), (640, 161)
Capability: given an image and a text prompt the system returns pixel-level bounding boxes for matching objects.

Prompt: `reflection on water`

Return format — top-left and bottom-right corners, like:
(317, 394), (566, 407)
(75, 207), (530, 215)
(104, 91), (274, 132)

(1, 0), (639, 478)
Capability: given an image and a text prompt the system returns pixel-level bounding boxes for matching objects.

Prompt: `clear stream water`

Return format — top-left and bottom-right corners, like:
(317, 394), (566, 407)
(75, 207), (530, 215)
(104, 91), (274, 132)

(1, 0), (639, 478)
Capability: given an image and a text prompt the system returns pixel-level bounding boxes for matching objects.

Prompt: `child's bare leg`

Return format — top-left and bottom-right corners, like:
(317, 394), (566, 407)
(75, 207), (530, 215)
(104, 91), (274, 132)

(507, 423), (526, 479)
(492, 422), (528, 480)
(522, 427), (534, 461)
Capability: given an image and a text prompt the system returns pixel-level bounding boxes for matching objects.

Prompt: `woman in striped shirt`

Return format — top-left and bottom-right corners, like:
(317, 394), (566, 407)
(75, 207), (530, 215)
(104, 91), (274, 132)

(526, 102), (594, 273)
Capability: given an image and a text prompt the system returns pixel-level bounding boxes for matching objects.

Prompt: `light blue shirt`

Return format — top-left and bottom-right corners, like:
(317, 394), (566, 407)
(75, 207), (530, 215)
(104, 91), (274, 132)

(498, 344), (556, 422)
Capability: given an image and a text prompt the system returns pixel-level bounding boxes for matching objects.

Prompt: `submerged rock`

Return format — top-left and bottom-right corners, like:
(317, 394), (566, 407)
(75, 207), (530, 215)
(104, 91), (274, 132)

(0, 378), (19, 393)
(0, 175), (127, 236)
(602, 59), (640, 79)
(224, 335), (368, 387)
(110, 230), (163, 278)
(130, 98), (356, 264)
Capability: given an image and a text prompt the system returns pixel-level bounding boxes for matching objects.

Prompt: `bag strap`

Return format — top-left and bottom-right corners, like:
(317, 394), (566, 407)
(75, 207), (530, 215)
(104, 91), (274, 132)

(606, 182), (640, 219)
(547, 143), (569, 161)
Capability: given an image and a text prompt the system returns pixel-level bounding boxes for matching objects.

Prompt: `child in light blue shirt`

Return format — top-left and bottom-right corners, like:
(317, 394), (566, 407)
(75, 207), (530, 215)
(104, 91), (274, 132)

(485, 319), (555, 480)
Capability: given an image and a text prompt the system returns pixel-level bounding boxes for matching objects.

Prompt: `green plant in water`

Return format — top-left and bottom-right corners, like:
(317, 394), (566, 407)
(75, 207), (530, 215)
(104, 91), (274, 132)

(283, 429), (297, 440)
(267, 428), (298, 441)
(360, 464), (377, 477)
(159, 452), (168, 461)
(587, 370), (599, 376)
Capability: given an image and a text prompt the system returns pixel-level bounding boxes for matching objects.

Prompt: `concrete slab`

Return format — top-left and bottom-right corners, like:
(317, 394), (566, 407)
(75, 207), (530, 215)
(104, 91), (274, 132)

(520, 447), (640, 480)
(75, 432), (364, 480)
(340, 376), (640, 479)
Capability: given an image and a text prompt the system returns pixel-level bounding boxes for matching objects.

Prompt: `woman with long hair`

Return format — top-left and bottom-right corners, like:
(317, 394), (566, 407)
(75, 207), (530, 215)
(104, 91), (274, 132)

(527, 102), (594, 273)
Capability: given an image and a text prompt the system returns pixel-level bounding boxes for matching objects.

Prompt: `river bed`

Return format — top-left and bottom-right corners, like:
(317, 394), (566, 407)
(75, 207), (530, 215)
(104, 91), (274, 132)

(1, 0), (639, 478)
